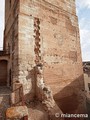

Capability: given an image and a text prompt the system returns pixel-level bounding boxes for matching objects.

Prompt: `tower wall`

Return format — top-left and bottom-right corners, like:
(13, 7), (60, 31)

(19, 0), (84, 96)
(5, 0), (85, 113)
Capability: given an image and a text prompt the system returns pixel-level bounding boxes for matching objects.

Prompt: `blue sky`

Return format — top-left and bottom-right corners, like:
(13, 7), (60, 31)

(76, 0), (90, 61)
(0, 0), (90, 61)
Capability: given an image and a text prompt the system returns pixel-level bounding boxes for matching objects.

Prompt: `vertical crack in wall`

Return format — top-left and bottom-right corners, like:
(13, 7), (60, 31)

(34, 17), (41, 65)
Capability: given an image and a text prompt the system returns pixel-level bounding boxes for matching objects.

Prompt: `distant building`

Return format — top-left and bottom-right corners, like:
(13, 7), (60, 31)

(83, 62), (90, 93)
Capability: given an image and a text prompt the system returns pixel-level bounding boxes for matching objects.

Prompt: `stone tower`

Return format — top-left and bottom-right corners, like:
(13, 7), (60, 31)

(4, 0), (85, 114)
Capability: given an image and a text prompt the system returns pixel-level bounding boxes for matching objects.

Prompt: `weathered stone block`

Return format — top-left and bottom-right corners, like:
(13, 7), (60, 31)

(6, 106), (28, 119)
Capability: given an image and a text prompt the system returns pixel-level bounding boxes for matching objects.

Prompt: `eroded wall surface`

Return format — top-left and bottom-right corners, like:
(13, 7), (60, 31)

(19, 0), (84, 95)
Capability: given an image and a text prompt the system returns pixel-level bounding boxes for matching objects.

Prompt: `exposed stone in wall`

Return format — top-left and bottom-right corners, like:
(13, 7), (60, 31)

(6, 106), (28, 120)
(35, 64), (64, 120)
(34, 17), (41, 64)
(18, 14), (35, 97)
